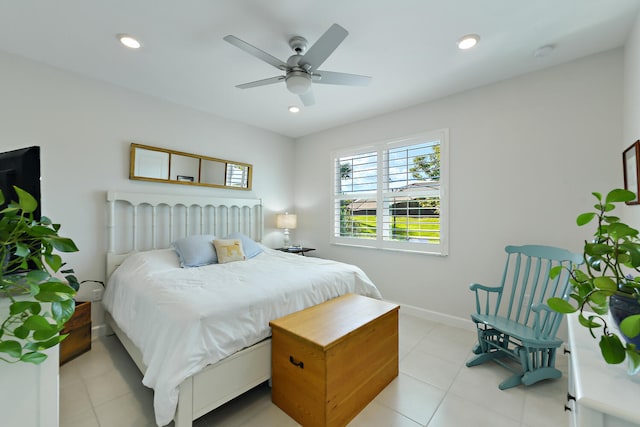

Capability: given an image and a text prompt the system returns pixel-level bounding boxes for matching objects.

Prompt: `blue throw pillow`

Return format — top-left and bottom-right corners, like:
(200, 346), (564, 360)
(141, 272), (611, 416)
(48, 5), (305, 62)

(171, 234), (217, 267)
(226, 232), (263, 259)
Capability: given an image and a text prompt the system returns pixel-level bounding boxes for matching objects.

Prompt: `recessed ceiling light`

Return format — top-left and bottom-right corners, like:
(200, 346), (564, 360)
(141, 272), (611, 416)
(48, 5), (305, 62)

(117, 34), (141, 49)
(288, 106), (300, 113)
(457, 34), (480, 50)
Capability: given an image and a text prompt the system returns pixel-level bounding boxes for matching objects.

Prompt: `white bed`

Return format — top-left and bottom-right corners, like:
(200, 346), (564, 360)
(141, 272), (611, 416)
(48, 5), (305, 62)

(103, 191), (382, 427)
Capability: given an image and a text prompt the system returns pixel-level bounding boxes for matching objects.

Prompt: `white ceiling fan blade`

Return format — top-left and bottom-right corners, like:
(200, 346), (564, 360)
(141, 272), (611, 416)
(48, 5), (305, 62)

(236, 76), (285, 89)
(299, 90), (315, 106)
(299, 24), (348, 72)
(312, 70), (371, 86)
(223, 35), (288, 70)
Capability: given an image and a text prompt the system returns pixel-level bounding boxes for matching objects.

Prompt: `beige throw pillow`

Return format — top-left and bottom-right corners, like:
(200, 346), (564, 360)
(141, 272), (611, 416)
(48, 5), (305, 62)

(213, 239), (246, 264)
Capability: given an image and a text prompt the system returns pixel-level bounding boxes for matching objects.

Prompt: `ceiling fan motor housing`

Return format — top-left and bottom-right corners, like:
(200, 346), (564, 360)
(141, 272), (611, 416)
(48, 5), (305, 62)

(288, 36), (308, 54)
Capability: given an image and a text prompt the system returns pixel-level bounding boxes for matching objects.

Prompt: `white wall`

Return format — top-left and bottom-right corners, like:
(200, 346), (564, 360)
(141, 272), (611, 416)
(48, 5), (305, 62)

(0, 50), (295, 325)
(624, 11), (640, 231)
(295, 49), (623, 322)
(625, 12), (640, 145)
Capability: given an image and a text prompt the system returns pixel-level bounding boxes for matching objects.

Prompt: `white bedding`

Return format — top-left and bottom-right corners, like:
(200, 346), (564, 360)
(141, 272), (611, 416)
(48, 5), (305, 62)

(102, 246), (382, 426)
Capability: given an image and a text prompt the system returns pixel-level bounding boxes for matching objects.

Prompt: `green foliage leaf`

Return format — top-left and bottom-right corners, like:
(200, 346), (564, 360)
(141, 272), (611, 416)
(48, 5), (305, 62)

(547, 297), (577, 313)
(44, 253), (63, 272)
(14, 186), (38, 214)
(620, 314), (640, 338)
(9, 301), (41, 316)
(593, 277), (618, 292)
(35, 335), (64, 350)
(574, 269), (590, 282)
(14, 242), (30, 257)
(65, 274), (80, 291)
(609, 222), (639, 240)
(13, 326), (29, 339)
(589, 290), (608, 306)
(28, 225), (56, 236)
(620, 243), (640, 268)
(605, 188), (636, 204)
(599, 334), (626, 364)
(585, 243), (613, 256)
(52, 299), (75, 324)
(0, 340), (22, 358)
(578, 313), (602, 328)
(20, 351), (47, 364)
(45, 236), (79, 253)
(34, 281), (75, 302)
(23, 315), (53, 331)
(32, 326), (58, 341)
(26, 269), (50, 283)
(577, 212), (596, 226)
(549, 265), (563, 280)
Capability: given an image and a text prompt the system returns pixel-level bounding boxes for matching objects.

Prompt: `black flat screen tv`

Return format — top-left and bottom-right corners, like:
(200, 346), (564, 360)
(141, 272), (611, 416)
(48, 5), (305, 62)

(0, 146), (41, 219)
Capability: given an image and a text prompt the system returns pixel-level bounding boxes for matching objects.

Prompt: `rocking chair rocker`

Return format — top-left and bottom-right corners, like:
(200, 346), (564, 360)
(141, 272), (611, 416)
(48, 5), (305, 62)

(466, 244), (582, 390)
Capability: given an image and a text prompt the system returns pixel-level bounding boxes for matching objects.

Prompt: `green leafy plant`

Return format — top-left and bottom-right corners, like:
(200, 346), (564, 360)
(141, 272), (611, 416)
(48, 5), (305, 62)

(548, 189), (640, 372)
(0, 186), (79, 364)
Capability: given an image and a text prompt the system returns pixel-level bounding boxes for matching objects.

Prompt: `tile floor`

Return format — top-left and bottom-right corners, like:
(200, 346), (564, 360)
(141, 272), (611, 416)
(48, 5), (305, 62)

(60, 313), (569, 427)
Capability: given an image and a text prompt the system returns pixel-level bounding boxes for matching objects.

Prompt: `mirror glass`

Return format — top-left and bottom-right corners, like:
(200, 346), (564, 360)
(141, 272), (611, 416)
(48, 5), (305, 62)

(130, 143), (252, 190)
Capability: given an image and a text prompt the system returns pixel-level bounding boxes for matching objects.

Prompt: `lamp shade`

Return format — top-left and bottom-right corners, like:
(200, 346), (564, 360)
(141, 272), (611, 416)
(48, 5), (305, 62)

(276, 213), (297, 229)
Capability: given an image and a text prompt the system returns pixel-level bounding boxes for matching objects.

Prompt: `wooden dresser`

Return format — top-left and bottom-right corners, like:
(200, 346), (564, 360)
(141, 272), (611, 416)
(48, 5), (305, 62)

(60, 300), (91, 365)
(269, 293), (399, 427)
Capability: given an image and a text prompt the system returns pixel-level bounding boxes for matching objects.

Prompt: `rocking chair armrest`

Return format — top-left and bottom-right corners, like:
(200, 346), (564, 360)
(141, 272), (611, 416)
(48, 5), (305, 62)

(531, 303), (552, 313)
(468, 283), (502, 293)
(469, 283), (503, 315)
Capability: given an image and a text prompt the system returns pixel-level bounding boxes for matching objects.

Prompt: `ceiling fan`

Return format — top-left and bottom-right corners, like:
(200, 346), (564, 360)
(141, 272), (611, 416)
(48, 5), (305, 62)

(223, 23), (371, 106)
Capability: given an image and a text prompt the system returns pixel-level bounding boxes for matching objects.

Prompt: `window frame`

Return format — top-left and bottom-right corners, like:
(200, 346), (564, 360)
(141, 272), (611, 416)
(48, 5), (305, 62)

(330, 129), (449, 255)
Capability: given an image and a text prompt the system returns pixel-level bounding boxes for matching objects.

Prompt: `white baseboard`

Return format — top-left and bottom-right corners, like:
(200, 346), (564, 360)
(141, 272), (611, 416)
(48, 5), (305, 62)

(91, 324), (108, 341)
(390, 300), (476, 332)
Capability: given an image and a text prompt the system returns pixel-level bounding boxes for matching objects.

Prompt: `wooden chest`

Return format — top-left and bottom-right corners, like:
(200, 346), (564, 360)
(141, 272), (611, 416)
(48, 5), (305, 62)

(60, 301), (91, 365)
(269, 294), (399, 427)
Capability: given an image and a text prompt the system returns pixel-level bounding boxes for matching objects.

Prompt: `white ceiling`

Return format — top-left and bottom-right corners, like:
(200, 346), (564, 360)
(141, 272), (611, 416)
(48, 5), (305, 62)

(1, 0), (639, 138)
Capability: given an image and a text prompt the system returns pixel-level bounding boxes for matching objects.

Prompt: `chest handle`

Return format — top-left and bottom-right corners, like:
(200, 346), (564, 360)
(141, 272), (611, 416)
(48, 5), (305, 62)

(289, 355), (304, 369)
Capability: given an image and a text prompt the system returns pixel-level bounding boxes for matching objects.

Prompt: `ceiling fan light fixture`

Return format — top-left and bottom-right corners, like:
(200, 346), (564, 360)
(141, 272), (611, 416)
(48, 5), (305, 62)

(457, 34), (480, 50)
(117, 34), (141, 49)
(286, 71), (312, 95)
(288, 106), (301, 113)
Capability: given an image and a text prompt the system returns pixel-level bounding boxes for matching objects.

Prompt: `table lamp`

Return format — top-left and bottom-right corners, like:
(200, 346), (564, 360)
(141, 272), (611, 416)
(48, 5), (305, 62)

(276, 212), (297, 248)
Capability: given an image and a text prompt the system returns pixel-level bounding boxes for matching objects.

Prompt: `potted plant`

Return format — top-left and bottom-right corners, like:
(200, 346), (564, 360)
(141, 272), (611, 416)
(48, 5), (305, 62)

(0, 186), (79, 364)
(548, 189), (640, 373)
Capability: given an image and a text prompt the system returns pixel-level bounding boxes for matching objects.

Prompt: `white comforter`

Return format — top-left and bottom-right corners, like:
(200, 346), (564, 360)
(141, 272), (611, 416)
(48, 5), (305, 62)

(102, 246), (382, 426)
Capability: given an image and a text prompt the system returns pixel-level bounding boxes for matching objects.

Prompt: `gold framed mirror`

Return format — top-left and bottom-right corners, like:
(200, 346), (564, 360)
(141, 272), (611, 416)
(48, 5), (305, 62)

(130, 143), (252, 190)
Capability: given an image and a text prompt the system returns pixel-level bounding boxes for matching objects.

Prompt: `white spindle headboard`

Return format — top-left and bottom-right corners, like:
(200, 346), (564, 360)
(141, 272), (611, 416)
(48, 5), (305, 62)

(106, 191), (263, 277)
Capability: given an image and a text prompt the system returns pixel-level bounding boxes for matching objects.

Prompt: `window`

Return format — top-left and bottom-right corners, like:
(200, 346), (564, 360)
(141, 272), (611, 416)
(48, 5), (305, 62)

(331, 129), (448, 255)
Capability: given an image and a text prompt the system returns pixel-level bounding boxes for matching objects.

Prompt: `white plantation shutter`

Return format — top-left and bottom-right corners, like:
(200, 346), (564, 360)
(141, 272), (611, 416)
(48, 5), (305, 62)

(331, 129), (448, 255)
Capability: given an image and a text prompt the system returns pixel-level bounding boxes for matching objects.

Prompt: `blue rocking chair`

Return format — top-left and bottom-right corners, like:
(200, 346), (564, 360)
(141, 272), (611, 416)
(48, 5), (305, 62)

(466, 245), (583, 390)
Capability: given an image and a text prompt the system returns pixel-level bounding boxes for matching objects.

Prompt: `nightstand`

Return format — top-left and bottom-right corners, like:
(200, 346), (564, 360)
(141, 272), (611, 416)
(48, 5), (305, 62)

(277, 247), (316, 256)
(60, 300), (91, 365)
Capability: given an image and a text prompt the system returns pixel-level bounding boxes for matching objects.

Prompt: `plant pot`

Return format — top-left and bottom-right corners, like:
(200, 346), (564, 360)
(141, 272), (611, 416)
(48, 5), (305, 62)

(609, 293), (640, 347)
